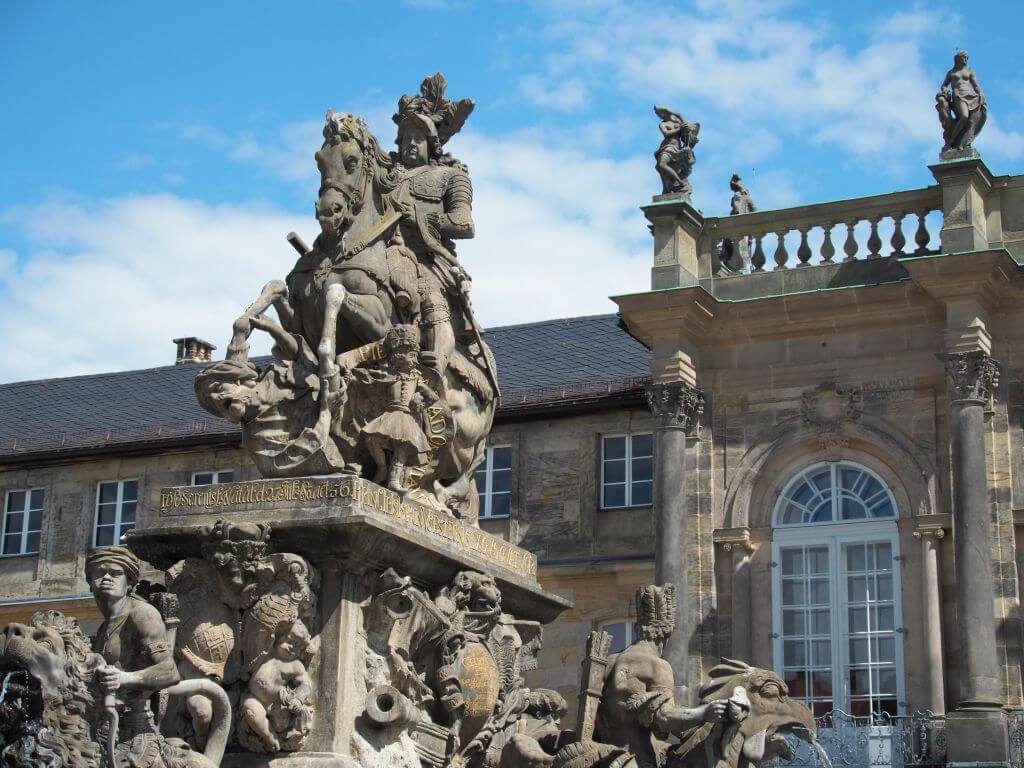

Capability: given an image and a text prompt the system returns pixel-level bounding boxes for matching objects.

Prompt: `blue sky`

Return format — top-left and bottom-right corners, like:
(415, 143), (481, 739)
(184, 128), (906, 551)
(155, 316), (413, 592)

(1, 0), (1022, 383)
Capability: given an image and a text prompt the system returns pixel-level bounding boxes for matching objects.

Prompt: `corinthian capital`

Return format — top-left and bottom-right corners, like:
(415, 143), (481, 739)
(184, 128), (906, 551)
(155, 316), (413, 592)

(646, 381), (705, 432)
(942, 351), (1000, 404)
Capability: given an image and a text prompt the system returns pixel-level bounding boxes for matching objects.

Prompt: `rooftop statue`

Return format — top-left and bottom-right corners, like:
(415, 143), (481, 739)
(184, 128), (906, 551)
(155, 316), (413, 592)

(654, 106), (700, 200)
(937, 50), (987, 156)
(721, 174), (757, 272)
(553, 584), (816, 768)
(196, 73), (498, 519)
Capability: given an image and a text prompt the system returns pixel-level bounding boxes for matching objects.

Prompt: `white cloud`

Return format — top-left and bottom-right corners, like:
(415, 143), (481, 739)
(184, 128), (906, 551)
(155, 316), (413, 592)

(519, 74), (589, 110)
(526, 1), (959, 163)
(0, 125), (656, 382)
(0, 196), (314, 383)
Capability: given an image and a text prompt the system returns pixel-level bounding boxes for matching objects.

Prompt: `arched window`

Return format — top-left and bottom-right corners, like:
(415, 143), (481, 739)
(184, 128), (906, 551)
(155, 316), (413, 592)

(775, 461), (895, 527)
(771, 461), (904, 719)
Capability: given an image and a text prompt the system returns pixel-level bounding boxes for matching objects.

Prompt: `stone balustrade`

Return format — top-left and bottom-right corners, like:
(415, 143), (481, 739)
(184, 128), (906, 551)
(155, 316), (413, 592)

(700, 185), (944, 275)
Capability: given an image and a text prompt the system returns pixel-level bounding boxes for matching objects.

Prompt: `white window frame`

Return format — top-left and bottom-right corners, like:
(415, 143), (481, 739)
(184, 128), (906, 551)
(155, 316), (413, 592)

(775, 460), (895, 528)
(2, 488), (44, 556)
(93, 479), (139, 548)
(772, 462), (905, 718)
(476, 445), (512, 519)
(599, 618), (635, 654)
(191, 470), (237, 486)
(600, 432), (654, 510)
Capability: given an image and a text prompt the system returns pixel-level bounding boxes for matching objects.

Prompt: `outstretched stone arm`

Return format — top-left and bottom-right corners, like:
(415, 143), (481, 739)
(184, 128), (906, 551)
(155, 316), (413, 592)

(643, 657), (727, 736)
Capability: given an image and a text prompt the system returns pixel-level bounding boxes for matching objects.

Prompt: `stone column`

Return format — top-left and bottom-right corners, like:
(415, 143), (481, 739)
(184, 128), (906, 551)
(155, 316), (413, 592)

(913, 521), (947, 713)
(942, 351), (1008, 766)
(646, 380), (704, 702)
(714, 529), (755, 662)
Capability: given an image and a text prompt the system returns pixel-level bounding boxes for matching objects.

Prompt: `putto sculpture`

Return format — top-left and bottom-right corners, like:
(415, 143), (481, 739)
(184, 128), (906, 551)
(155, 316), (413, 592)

(937, 50), (987, 157)
(196, 73), (497, 520)
(654, 106), (700, 200)
(553, 584), (816, 768)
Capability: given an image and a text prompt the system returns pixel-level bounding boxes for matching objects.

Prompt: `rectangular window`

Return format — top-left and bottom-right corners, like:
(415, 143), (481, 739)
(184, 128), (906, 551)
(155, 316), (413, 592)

(773, 530), (903, 718)
(93, 480), (138, 548)
(474, 445), (512, 519)
(601, 433), (653, 509)
(192, 470), (236, 486)
(599, 619), (635, 654)
(2, 489), (44, 556)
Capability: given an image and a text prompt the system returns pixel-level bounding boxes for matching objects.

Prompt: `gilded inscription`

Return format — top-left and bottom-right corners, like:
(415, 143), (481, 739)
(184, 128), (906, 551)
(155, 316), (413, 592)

(159, 478), (536, 576)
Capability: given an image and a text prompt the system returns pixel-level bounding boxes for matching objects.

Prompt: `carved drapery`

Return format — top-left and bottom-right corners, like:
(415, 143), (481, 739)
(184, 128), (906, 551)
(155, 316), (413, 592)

(646, 381), (705, 432)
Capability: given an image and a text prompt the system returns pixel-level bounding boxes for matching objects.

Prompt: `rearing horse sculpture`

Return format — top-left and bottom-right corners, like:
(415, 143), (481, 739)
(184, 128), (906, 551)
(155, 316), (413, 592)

(272, 111), (497, 517)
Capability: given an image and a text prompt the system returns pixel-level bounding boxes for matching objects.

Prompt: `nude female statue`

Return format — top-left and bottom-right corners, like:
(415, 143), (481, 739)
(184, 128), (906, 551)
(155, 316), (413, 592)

(937, 50), (987, 153)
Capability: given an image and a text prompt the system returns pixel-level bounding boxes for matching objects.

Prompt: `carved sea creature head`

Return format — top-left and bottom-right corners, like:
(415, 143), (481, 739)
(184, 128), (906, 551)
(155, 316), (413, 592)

(689, 658), (816, 767)
(635, 584), (676, 648)
(316, 110), (396, 237)
(0, 610), (104, 768)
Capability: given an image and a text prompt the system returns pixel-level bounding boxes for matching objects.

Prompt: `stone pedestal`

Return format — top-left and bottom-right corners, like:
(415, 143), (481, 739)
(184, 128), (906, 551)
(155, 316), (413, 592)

(128, 476), (570, 767)
(642, 197), (706, 289)
(929, 154), (993, 253)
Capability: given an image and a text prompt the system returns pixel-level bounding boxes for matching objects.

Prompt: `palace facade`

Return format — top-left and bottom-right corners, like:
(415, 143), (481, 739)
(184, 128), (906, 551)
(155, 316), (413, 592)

(3, 153), (1024, 758)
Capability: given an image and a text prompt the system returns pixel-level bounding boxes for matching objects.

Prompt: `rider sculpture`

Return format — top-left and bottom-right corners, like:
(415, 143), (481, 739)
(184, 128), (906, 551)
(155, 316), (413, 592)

(195, 73), (497, 519)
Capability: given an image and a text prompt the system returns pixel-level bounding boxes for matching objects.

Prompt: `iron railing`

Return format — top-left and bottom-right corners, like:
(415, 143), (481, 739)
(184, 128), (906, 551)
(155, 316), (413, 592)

(772, 710), (947, 767)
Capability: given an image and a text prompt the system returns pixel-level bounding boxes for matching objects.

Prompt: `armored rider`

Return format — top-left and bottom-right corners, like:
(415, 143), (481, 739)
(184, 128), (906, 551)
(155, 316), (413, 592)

(390, 75), (478, 376)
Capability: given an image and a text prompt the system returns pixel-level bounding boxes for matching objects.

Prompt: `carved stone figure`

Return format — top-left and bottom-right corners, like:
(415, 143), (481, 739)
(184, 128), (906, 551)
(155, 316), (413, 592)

(937, 51), (987, 156)
(195, 74), (498, 519)
(361, 568), (568, 767)
(0, 560), (231, 768)
(195, 281), (350, 478)
(721, 174), (757, 272)
(553, 585), (816, 768)
(163, 522), (320, 755)
(654, 107), (700, 200)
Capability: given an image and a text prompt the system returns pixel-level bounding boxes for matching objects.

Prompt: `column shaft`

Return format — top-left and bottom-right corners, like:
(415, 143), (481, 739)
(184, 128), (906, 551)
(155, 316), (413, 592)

(916, 529), (946, 712)
(731, 546), (753, 662)
(647, 381), (704, 703)
(950, 398), (1001, 705)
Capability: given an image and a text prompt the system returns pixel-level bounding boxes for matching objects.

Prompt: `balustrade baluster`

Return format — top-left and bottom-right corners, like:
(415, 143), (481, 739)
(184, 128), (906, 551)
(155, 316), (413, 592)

(796, 228), (812, 267)
(866, 217), (882, 259)
(890, 213), (907, 257)
(843, 221), (859, 262)
(773, 231), (789, 270)
(820, 224), (836, 264)
(914, 210), (932, 255)
(751, 235), (766, 272)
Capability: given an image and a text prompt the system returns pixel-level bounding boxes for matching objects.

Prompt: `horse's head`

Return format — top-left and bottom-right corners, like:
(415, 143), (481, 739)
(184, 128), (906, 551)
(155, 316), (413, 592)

(315, 110), (395, 239)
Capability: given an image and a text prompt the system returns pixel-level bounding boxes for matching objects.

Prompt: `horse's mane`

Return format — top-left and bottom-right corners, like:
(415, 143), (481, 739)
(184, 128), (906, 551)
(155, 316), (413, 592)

(322, 112), (399, 194)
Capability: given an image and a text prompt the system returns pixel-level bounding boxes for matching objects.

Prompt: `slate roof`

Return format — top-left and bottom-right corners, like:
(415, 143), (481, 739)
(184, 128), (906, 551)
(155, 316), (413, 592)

(0, 314), (650, 460)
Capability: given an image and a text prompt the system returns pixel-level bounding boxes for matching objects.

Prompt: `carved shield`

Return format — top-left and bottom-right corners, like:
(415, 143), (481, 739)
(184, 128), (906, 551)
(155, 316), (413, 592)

(456, 641), (500, 741)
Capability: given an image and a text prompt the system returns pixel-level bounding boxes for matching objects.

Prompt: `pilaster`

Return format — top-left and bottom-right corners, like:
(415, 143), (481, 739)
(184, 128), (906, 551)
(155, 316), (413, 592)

(713, 527), (755, 663)
(913, 519), (948, 714)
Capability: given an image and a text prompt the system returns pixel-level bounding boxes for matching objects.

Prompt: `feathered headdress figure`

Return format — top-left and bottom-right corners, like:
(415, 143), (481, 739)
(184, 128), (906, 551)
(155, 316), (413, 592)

(393, 72), (475, 150)
(636, 583), (677, 643)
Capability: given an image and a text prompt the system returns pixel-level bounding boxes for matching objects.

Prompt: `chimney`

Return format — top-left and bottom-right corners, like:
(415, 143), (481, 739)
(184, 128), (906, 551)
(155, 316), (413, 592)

(173, 337), (217, 365)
